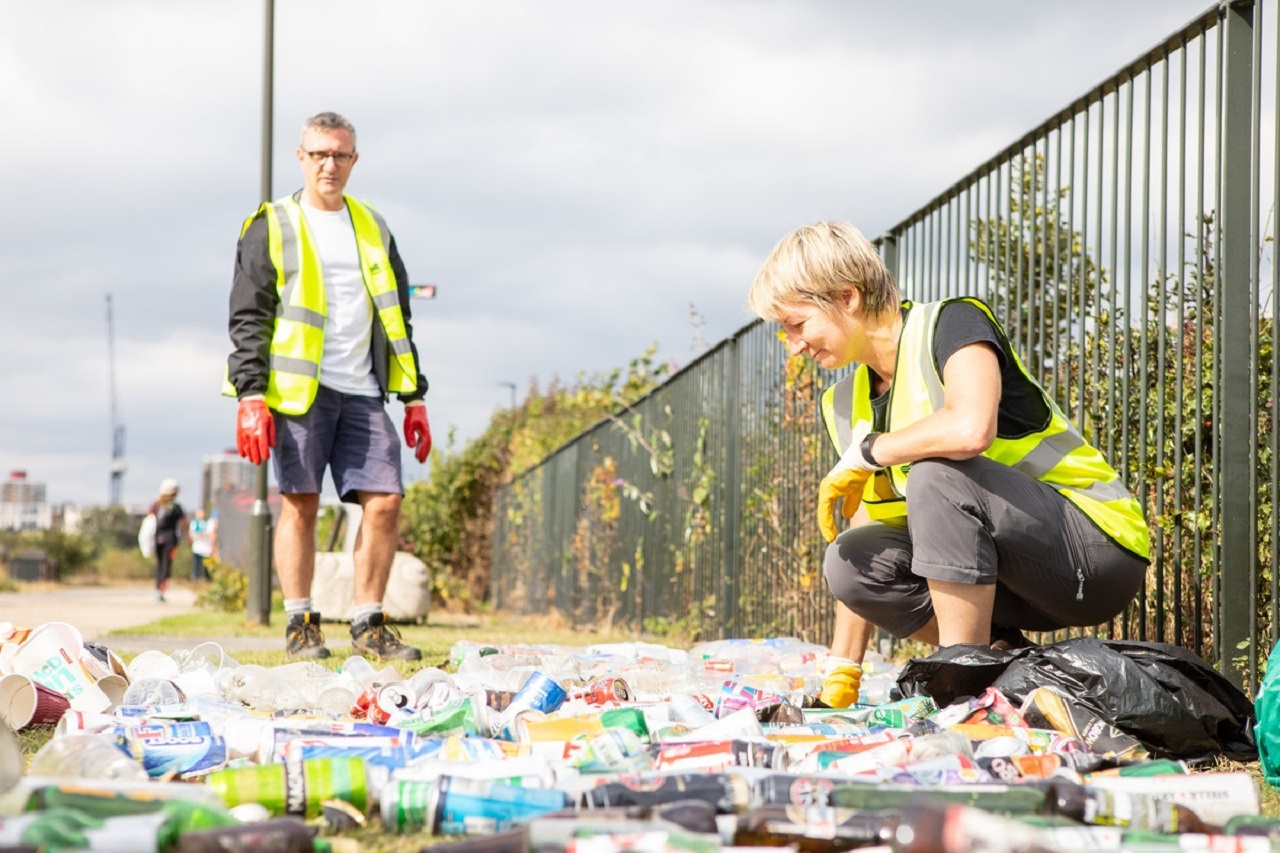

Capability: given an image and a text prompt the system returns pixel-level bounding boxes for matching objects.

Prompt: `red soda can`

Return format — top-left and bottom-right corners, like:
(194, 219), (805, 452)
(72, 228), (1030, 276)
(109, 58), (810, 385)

(375, 683), (416, 722)
(576, 677), (632, 705)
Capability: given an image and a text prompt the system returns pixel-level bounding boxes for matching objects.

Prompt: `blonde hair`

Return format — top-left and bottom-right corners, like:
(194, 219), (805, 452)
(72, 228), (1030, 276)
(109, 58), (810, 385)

(748, 221), (900, 322)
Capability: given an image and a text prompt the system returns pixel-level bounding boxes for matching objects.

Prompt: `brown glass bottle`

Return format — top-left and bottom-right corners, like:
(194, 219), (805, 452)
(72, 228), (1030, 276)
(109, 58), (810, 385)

(733, 804), (899, 852)
(1042, 778), (1217, 834)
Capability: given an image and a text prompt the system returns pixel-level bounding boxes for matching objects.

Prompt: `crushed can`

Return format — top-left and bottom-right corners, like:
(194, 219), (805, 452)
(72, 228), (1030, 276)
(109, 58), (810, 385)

(130, 735), (227, 778)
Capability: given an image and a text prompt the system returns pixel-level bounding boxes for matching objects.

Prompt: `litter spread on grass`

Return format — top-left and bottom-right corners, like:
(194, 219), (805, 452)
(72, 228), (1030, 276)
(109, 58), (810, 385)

(0, 618), (1270, 852)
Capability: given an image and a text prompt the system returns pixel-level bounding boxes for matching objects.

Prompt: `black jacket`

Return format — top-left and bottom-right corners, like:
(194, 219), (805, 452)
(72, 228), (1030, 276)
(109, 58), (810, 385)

(226, 195), (429, 404)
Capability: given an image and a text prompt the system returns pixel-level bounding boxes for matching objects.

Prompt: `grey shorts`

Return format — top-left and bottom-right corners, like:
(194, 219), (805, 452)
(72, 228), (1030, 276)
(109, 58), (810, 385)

(823, 456), (1148, 637)
(272, 385), (403, 503)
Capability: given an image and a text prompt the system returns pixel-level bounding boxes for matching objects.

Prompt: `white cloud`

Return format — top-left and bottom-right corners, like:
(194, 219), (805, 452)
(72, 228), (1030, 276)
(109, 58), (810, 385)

(0, 0), (1209, 506)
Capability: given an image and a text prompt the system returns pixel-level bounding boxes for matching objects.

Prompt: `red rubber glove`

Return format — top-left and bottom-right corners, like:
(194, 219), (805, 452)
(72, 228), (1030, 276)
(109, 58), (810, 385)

(236, 398), (275, 465)
(404, 404), (432, 463)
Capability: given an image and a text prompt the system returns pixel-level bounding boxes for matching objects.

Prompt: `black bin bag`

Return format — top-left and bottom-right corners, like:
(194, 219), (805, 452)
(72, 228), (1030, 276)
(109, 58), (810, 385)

(895, 637), (1256, 761)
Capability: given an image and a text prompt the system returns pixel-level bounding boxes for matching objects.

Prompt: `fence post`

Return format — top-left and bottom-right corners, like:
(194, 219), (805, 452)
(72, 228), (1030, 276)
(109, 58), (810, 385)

(721, 337), (741, 637)
(1217, 0), (1254, 687)
(881, 233), (900, 284)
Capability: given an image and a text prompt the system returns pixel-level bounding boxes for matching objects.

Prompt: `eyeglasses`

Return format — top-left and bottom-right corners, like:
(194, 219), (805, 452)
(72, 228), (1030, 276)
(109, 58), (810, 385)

(303, 149), (356, 165)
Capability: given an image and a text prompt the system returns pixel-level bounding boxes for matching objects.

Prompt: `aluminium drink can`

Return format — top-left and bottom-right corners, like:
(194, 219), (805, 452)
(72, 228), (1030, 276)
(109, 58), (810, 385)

(131, 735), (227, 778)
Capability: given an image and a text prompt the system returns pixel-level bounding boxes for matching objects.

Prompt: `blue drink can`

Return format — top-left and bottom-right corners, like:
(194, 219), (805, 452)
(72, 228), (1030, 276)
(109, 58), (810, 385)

(132, 735), (227, 778)
(497, 672), (566, 740)
(428, 775), (568, 836)
(118, 721), (214, 746)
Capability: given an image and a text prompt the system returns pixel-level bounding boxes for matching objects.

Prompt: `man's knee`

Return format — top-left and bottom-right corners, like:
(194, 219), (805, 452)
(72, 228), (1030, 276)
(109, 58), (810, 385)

(360, 493), (402, 527)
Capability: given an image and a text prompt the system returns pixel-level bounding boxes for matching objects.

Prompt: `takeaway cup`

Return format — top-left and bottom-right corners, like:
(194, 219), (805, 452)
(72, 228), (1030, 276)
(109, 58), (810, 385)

(7, 623), (110, 714)
(0, 673), (72, 730)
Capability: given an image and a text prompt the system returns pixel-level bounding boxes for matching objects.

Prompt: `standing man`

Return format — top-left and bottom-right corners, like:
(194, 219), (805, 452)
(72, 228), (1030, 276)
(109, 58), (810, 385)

(226, 112), (432, 661)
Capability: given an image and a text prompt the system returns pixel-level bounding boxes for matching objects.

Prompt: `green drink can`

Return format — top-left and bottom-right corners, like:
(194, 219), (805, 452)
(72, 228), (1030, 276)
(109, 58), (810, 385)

(599, 707), (650, 741)
(206, 756), (367, 818)
(396, 696), (484, 738)
(381, 778), (436, 832)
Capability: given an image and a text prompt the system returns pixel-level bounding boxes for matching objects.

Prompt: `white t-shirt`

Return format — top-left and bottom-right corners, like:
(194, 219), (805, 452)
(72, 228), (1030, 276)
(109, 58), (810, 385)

(300, 200), (379, 396)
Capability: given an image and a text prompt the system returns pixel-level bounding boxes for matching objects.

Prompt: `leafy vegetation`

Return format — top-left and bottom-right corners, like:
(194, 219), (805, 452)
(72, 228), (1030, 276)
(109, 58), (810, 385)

(1, 505), (152, 583)
(399, 346), (673, 615)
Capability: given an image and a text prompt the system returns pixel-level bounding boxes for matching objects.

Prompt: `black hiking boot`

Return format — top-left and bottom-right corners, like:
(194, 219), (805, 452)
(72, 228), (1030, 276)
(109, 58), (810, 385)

(286, 611), (331, 659)
(350, 611), (422, 661)
(989, 623), (1036, 652)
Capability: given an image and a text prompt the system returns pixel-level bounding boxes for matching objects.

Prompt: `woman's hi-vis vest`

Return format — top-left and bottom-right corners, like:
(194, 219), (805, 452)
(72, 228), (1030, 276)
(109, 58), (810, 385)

(223, 194), (419, 415)
(819, 298), (1150, 560)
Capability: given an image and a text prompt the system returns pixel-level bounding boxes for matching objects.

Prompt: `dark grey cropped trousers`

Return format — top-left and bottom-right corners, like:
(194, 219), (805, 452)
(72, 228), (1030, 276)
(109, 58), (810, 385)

(823, 456), (1149, 638)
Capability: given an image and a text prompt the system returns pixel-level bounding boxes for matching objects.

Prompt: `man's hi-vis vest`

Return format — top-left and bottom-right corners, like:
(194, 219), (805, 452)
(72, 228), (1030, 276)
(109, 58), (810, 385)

(223, 194), (419, 415)
(819, 298), (1150, 560)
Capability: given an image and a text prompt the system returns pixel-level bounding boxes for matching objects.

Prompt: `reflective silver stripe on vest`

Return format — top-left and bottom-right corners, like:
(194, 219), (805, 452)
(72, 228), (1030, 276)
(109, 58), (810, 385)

(367, 206), (392, 254)
(371, 290), (399, 311)
(269, 354), (320, 379)
(279, 304), (326, 326)
(272, 202), (323, 329)
(390, 337), (412, 356)
(273, 202), (325, 328)
(831, 376), (855, 452)
(915, 302), (947, 409)
(1011, 428), (1085, 478)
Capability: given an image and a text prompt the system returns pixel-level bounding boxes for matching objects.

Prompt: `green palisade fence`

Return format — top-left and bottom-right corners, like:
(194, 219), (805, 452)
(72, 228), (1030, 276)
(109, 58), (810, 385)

(493, 1), (1280, 691)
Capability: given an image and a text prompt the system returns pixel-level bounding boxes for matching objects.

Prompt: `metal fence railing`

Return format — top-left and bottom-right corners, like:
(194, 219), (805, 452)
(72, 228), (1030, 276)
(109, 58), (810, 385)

(491, 0), (1279, 689)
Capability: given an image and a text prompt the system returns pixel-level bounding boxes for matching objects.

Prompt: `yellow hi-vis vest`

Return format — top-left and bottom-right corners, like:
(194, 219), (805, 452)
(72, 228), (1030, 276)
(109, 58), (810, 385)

(223, 194), (419, 415)
(819, 298), (1150, 560)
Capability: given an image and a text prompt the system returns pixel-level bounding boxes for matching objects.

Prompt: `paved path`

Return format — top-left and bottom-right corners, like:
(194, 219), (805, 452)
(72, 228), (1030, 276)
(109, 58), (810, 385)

(0, 584), (196, 639)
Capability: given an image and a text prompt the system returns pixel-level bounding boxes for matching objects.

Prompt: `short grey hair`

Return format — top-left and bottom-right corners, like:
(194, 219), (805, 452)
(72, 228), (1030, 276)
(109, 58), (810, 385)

(301, 112), (357, 149)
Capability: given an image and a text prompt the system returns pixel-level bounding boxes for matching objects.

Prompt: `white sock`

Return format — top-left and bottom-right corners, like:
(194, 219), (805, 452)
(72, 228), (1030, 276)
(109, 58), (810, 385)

(823, 656), (861, 677)
(353, 603), (383, 623)
(284, 598), (313, 617)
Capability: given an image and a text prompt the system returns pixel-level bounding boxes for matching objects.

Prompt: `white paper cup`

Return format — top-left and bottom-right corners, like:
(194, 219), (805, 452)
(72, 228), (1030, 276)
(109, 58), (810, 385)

(96, 674), (129, 709)
(8, 623), (111, 713)
(0, 674), (35, 729)
(0, 673), (72, 730)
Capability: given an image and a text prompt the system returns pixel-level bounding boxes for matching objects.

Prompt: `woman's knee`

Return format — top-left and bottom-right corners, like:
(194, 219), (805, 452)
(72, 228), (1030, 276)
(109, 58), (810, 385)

(823, 531), (887, 615)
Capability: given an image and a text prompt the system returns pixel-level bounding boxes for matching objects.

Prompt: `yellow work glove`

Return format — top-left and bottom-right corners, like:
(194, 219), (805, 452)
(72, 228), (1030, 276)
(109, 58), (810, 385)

(817, 468), (872, 543)
(819, 662), (864, 708)
(817, 427), (883, 543)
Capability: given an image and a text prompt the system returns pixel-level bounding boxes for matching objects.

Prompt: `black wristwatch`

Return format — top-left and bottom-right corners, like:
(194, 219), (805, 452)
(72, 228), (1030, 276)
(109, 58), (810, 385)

(860, 432), (882, 468)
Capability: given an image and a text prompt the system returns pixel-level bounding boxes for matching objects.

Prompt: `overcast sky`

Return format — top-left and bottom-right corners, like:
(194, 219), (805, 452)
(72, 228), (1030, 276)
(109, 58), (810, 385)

(2, 0), (1211, 509)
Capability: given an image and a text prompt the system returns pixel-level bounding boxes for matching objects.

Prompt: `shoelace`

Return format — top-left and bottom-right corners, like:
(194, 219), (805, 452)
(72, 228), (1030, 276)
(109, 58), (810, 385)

(370, 622), (406, 647)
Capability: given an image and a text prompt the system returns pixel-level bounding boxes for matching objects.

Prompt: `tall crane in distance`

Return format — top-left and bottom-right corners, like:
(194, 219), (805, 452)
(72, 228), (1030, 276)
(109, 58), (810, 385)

(105, 294), (127, 505)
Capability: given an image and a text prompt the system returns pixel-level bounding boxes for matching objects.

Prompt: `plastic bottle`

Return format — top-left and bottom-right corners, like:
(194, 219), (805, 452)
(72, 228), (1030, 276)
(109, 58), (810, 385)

(28, 734), (148, 781)
(121, 678), (184, 707)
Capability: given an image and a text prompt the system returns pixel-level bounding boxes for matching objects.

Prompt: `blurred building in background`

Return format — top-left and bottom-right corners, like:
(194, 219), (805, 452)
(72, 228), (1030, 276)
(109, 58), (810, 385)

(0, 470), (51, 531)
(201, 452), (255, 512)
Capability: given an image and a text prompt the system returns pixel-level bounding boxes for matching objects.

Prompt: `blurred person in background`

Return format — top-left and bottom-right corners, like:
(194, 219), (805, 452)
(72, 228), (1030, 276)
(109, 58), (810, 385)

(189, 508), (213, 581)
(150, 479), (188, 603)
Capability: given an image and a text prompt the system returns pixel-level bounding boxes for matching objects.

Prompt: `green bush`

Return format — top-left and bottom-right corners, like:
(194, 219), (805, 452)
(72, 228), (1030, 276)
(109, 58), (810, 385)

(195, 559), (247, 612)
